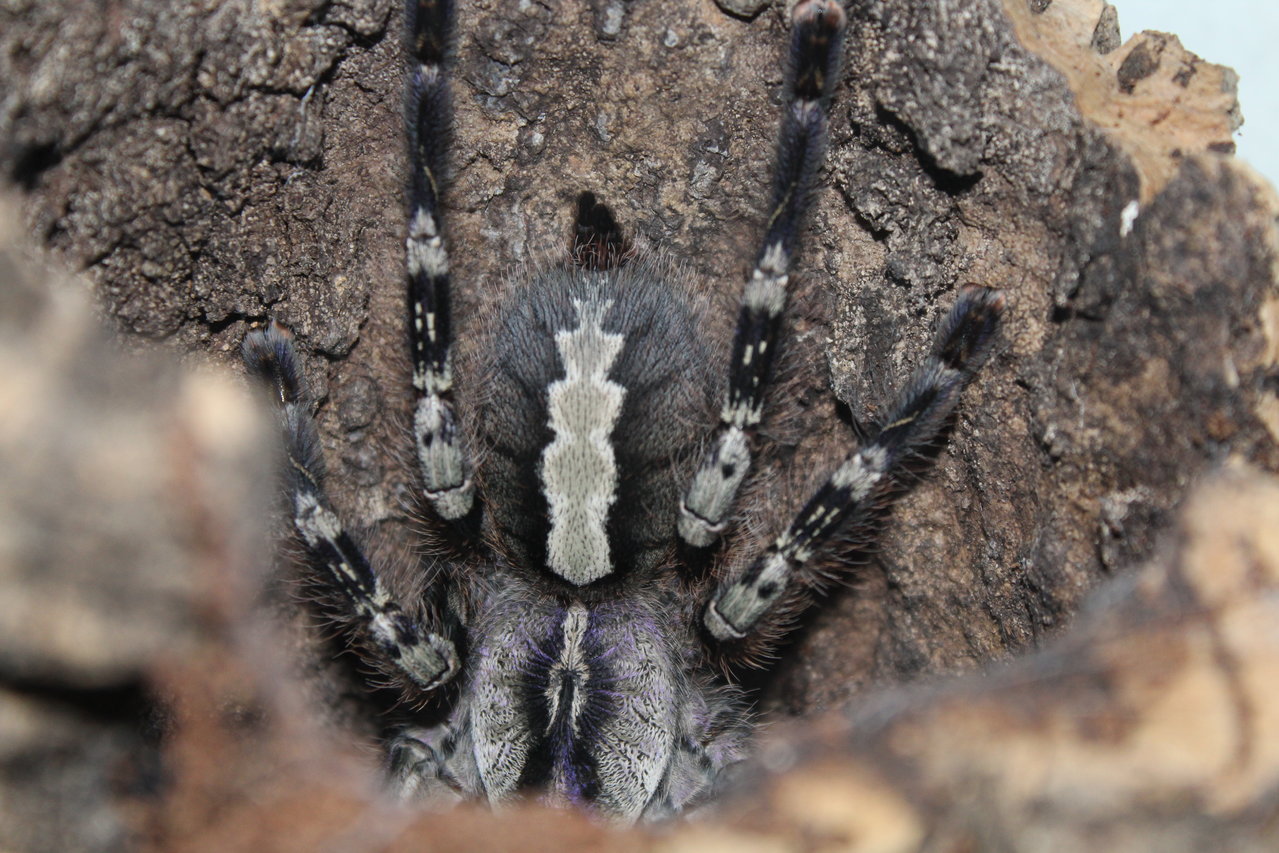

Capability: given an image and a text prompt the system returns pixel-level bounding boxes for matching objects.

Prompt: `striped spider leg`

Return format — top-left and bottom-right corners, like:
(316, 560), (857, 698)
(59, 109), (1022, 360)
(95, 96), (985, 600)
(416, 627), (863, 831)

(406, 0), (473, 522)
(704, 287), (1005, 644)
(237, 0), (470, 697)
(671, 0), (1005, 649)
(679, 0), (848, 548)
(242, 322), (460, 693)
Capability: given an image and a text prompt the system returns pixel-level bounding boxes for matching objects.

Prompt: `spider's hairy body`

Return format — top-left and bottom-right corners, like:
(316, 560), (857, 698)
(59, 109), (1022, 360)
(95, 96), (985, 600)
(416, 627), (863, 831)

(481, 261), (715, 586)
(395, 260), (742, 820)
(242, 0), (1004, 823)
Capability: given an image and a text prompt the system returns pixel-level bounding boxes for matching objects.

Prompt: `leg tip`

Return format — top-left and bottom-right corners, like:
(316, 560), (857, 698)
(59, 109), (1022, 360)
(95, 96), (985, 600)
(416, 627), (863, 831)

(957, 284), (1007, 318)
(789, 0), (847, 103)
(793, 0), (846, 33)
(242, 319), (302, 404)
(939, 286), (1006, 373)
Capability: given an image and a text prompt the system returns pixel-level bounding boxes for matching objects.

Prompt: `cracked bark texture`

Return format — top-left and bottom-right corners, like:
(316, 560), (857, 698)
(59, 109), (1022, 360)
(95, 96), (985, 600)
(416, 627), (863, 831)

(2, 0), (1278, 850)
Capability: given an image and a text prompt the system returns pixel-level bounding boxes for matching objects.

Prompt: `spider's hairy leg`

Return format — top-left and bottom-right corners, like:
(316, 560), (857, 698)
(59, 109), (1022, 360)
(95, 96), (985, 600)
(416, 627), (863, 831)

(406, 0), (473, 520)
(680, 0), (846, 548)
(642, 689), (753, 820)
(243, 321), (460, 693)
(704, 287), (1005, 644)
(387, 724), (471, 803)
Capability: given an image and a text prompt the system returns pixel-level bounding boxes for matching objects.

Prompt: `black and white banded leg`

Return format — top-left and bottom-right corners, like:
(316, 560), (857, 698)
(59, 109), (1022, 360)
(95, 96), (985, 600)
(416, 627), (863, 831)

(406, 0), (473, 520)
(243, 322), (460, 693)
(704, 287), (1005, 642)
(680, 0), (847, 548)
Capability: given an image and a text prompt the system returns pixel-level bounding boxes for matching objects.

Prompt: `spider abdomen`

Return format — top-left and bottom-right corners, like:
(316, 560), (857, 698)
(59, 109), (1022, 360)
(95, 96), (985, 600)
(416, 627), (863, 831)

(479, 260), (716, 587)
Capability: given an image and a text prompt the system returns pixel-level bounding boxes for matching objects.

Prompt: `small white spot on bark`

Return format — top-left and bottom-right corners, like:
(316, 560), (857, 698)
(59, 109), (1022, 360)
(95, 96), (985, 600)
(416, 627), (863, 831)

(1120, 199), (1140, 238)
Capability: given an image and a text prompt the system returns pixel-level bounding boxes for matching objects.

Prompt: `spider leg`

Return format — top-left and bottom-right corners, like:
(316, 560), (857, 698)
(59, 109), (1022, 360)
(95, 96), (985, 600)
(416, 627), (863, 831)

(643, 686), (751, 820)
(406, 0), (473, 520)
(703, 287), (1005, 644)
(243, 322), (460, 693)
(680, 0), (846, 548)
(387, 723), (473, 803)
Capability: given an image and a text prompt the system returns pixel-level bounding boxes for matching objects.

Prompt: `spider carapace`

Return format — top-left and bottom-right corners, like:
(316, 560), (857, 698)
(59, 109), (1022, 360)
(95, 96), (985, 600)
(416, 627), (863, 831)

(243, 0), (1003, 822)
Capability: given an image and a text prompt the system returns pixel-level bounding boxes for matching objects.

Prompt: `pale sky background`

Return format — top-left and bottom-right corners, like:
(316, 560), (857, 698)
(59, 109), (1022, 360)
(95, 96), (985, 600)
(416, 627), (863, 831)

(1116, 0), (1277, 188)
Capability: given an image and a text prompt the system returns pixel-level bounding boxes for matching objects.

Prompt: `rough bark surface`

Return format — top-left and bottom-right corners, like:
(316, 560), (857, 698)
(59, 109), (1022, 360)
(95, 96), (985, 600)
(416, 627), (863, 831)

(2, 0), (1278, 849)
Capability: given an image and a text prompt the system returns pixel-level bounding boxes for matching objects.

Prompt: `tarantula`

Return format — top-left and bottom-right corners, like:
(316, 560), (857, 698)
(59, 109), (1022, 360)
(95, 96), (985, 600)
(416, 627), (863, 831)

(243, 0), (1003, 823)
